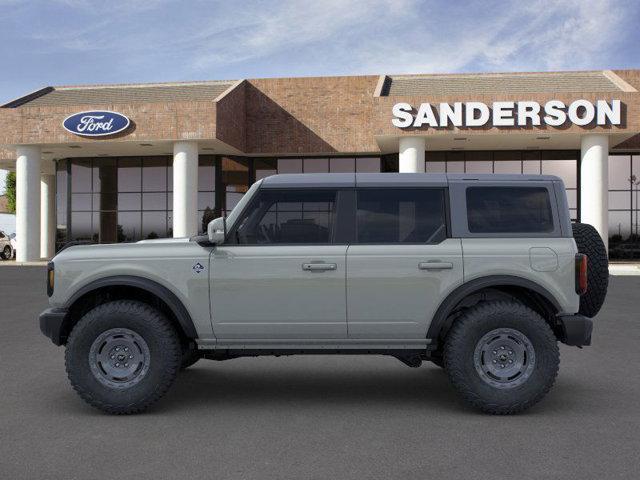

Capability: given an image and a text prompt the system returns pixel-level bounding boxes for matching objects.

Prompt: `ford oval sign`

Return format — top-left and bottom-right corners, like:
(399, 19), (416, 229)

(63, 110), (130, 137)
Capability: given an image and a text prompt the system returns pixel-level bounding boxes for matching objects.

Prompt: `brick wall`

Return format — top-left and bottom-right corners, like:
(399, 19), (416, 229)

(0, 71), (638, 157)
(215, 81), (246, 152)
(0, 101), (218, 146)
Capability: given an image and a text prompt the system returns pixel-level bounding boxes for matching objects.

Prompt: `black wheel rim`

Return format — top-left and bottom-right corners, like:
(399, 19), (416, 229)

(473, 328), (536, 389)
(89, 328), (151, 389)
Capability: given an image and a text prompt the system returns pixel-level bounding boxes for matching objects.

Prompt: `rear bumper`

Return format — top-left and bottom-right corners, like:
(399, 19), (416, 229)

(39, 308), (68, 346)
(557, 314), (593, 347)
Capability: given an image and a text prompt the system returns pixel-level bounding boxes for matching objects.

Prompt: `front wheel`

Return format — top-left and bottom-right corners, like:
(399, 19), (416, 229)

(443, 301), (559, 414)
(180, 343), (201, 370)
(65, 300), (181, 414)
(1, 245), (11, 260)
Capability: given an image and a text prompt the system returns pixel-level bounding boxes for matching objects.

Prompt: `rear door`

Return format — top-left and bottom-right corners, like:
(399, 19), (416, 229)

(346, 187), (463, 339)
(210, 187), (349, 340)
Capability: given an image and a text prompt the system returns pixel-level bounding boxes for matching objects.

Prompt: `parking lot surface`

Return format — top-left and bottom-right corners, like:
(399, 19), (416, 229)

(1, 266), (639, 479)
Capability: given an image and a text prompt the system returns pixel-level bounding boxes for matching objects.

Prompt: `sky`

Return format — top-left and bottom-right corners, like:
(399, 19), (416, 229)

(1, 0), (639, 193)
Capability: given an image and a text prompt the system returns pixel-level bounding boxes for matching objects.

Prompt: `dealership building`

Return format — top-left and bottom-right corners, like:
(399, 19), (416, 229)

(1, 69), (639, 262)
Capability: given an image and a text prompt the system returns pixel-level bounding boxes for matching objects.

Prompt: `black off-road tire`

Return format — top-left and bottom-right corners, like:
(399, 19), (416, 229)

(181, 344), (201, 370)
(572, 222), (609, 318)
(430, 354), (444, 368)
(444, 301), (560, 415)
(65, 300), (181, 414)
(1, 245), (11, 260)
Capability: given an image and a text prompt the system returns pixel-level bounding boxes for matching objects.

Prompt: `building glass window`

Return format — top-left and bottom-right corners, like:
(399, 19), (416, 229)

(522, 151), (542, 174)
(447, 161), (465, 173)
(277, 158), (302, 173)
(66, 151), (640, 256)
(304, 158), (329, 173)
(143, 157), (168, 192)
(493, 160), (522, 174)
(608, 154), (640, 259)
(330, 157), (355, 172)
(541, 156), (577, 215)
(67, 156), (172, 244)
(198, 156), (216, 234)
(221, 156), (249, 217)
(356, 157), (381, 172)
(426, 161), (446, 173)
(273, 156), (382, 174)
(55, 160), (68, 251)
(465, 161), (493, 173)
(381, 154), (399, 172)
(117, 158), (142, 192)
(522, 160), (541, 174)
(255, 158), (277, 180)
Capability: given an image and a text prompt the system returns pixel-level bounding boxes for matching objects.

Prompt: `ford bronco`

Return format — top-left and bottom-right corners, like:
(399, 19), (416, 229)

(39, 173), (608, 414)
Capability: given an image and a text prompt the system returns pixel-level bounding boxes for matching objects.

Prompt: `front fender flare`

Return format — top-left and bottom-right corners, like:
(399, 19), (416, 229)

(65, 275), (198, 339)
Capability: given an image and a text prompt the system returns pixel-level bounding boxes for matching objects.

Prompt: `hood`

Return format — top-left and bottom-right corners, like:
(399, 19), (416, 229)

(53, 237), (196, 262)
(136, 237), (192, 244)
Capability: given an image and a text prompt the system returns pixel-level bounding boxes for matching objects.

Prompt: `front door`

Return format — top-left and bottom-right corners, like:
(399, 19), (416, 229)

(346, 187), (463, 339)
(210, 187), (348, 340)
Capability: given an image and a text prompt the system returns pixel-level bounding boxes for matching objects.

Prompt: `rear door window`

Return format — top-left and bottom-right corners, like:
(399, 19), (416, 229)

(466, 187), (554, 233)
(356, 188), (447, 243)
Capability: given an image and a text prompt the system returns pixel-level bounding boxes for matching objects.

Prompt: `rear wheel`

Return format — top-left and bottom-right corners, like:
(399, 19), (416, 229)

(572, 222), (608, 317)
(65, 300), (181, 414)
(1, 245), (11, 260)
(444, 301), (559, 414)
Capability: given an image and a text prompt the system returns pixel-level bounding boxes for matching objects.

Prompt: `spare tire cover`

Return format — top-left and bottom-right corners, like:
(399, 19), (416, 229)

(572, 222), (609, 317)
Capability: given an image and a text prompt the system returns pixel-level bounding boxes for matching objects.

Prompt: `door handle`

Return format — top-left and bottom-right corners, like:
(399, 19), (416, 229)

(419, 261), (453, 270)
(302, 263), (337, 271)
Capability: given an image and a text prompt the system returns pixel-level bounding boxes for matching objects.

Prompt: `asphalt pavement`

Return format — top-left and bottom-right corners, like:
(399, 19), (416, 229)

(1, 266), (639, 479)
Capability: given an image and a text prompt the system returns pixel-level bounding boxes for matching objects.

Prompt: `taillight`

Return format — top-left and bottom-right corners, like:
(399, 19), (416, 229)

(47, 261), (54, 297)
(575, 254), (587, 295)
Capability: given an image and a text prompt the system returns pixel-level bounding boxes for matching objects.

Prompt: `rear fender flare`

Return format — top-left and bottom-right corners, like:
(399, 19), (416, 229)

(426, 275), (561, 342)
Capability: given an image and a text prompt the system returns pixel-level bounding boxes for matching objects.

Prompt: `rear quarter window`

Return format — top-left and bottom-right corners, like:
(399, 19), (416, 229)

(466, 186), (554, 233)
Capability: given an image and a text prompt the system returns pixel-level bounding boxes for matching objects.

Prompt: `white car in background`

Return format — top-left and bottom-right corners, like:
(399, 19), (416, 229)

(0, 230), (14, 260)
(9, 232), (16, 258)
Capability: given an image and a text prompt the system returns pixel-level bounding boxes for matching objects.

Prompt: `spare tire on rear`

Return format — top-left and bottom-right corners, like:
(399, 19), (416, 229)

(572, 222), (608, 317)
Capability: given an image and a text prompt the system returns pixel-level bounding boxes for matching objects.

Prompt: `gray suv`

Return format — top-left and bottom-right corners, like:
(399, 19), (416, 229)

(39, 173), (608, 415)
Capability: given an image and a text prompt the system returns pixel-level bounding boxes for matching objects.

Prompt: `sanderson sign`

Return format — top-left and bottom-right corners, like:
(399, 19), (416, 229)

(63, 110), (131, 137)
(391, 99), (622, 128)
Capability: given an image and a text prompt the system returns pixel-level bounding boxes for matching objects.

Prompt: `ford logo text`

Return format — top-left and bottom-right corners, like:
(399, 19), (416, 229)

(63, 110), (130, 137)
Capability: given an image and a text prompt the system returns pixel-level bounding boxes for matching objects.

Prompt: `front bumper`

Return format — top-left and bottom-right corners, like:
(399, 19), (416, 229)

(557, 314), (593, 347)
(39, 308), (68, 346)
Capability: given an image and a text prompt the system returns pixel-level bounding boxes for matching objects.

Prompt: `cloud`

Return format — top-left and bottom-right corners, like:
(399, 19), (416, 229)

(0, 0), (637, 104)
(351, 0), (631, 74)
(178, 0), (634, 76)
(189, 0), (414, 71)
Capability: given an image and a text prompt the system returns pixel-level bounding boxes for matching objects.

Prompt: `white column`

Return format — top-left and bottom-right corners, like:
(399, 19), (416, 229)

(15, 145), (41, 262)
(399, 137), (425, 173)
(40, 173), (56, 259)
(172, 141), (199, 238)
(580, 134), (609, 251)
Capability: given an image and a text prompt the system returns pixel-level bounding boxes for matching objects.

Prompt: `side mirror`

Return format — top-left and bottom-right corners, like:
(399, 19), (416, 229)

(207, 217), (226, 244)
